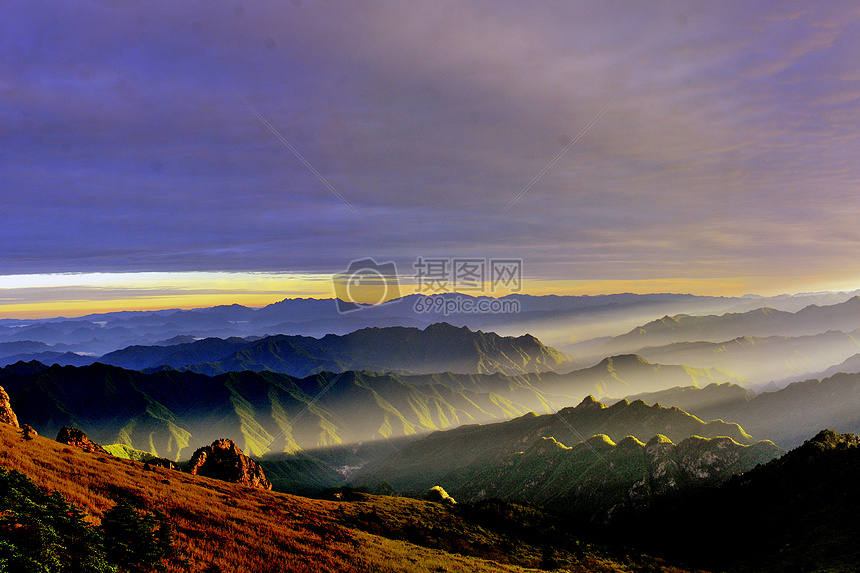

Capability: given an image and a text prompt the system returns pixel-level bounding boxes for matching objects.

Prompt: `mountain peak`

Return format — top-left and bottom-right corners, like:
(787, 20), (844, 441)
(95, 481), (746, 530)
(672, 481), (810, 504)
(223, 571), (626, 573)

(599, 354), (652, 368)
(424, 322), (467, 330)
(617, 435), (646, 450)
(806, 429), (860, 450)
(585, 434), (616, 448)
(646, 434), (674, 448)
(576, 395), (605, 410)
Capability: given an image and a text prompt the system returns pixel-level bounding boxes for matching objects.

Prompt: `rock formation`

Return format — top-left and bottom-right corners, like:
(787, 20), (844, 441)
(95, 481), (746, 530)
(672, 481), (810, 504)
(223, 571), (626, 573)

(423, 485), (456, 505)
(187, 439), (272, 490)
(0, 385), (19, 428)
(56, 426), (108, 454)
(20, 424), (37, 440)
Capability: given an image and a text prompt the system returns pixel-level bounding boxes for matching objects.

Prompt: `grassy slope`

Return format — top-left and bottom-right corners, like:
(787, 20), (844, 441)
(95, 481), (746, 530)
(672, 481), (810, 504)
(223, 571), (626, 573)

(0, 423), (704, 573)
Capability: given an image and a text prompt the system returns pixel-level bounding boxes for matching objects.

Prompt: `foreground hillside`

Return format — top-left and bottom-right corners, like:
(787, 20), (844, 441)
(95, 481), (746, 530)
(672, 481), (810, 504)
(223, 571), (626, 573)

(0, 423), (702, 573)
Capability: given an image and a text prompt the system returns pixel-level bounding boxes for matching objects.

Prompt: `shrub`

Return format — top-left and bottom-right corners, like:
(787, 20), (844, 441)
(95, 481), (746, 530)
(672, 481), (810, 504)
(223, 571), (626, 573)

(100, 500), (175, 573)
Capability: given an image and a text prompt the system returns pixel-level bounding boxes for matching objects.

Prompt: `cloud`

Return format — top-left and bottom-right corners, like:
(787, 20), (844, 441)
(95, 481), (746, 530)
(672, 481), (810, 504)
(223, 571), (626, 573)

(2, 0), (860, 293)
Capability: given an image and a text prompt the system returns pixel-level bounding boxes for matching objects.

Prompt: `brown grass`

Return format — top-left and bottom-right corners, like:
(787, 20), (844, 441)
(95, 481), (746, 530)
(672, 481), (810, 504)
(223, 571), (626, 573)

(0, 423), (541, 572)
(1, 423), (704, 572)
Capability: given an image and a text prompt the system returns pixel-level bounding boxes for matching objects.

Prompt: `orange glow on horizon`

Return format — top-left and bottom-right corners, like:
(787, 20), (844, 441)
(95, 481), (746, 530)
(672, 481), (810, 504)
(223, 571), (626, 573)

(1, 271), (857, 320)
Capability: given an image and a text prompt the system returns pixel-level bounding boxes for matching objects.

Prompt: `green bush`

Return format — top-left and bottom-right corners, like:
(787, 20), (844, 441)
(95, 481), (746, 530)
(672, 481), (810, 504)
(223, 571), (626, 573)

(100, 500), (175, 573)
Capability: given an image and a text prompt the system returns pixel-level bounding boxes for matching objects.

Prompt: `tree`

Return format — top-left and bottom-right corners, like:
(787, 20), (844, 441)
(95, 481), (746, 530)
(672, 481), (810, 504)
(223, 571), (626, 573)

(0, 468), (179, 573)
(100, 500), (175, 573)
(0, 469), (115, 573)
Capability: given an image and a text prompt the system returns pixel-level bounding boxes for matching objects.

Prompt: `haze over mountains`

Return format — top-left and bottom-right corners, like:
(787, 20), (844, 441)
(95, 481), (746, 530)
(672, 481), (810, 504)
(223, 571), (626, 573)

(0, 348), (742, 462)
(618, 373), (860, 449)
(6, 292), (860, 492)
(8, 292), (860, 394)
(635, 329), (860, 385)
(353, 395), (762, 492)
(605, 296), (860, 354)
(4, 291), (859, 360)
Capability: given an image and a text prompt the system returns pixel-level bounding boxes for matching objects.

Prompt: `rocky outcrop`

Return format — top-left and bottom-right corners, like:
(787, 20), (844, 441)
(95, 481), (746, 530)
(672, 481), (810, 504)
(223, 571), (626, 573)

(0, 385), (19, 428)
(187, 439), (272, 490)
(56, 426), (108, 454)
(423, 485), (456, 505)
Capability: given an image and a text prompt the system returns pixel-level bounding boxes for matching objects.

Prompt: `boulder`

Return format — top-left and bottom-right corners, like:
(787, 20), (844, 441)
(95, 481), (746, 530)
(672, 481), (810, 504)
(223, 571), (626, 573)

(56, 426), (108, 454)
(187, 439), (272, 490)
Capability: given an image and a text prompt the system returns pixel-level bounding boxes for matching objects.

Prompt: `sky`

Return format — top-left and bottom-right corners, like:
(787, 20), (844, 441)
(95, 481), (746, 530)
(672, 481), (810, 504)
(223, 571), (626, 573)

(3, 1), (860, 317)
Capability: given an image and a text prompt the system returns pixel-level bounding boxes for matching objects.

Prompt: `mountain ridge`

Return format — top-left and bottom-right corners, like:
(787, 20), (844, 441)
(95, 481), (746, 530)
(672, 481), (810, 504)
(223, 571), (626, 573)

(606, 295), (860, 354)
(615, 373), (860, 448)
(353, 395), (759, 495)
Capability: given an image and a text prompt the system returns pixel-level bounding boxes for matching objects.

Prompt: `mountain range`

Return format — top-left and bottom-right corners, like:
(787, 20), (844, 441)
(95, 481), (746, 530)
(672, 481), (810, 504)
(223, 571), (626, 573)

(450, 433), (779, 522)
(353, 395), (761, 494)
(5, 402), (858, 573)
(2, 323), (574, 377)
(0, 348), (744, 466)
(634, 329), (860, 385)
(5, 291), (857, 360)
(618, 373), (860, 448)
(6, 291), (860, 572)
(605, 296), (860, 355)
(0, 420), (719, 573)
(611, 430), (860, 573)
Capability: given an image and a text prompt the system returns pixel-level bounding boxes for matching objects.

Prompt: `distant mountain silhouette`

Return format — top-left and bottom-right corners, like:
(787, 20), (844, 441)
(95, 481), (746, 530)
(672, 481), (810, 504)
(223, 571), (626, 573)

(2, 323), (575, 377)
(0, 350), (96, 368)
(0, 292), (815, 359)
(176, 323), (573, 377)
(634, 329), (860, 384)
(613, 382), (754, 420)
(99, 336), (250, 371)
(605, 296), (860, 354)
(534, 353), (742, 398)
(811, 352), (860, 379)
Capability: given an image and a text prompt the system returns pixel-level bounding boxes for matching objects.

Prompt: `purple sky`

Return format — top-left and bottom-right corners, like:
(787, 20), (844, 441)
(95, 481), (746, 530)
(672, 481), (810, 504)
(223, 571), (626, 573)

(3, 1), (860, 296)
